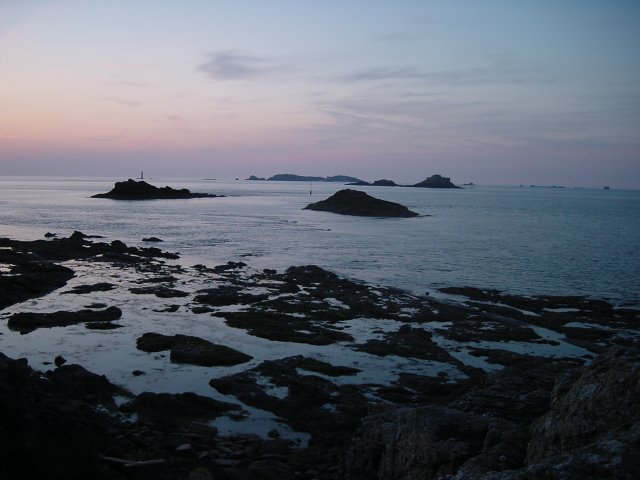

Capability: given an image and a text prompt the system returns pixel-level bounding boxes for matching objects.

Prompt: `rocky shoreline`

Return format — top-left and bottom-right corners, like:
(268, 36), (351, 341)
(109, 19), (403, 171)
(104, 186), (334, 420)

(1, 233), (638, 479)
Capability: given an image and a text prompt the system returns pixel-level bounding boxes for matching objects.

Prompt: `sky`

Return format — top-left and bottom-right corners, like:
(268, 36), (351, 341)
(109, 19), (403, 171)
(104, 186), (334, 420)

(1, 1), (639, 187)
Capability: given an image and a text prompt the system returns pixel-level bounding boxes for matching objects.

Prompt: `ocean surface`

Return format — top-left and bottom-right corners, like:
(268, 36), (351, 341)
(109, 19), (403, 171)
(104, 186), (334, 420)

(1, 176), (639, 306)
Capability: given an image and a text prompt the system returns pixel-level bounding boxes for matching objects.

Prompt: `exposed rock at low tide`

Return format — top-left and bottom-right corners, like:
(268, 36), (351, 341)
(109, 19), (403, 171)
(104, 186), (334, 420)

(304, 189), (419, 217)
(136, 332), (253, 366)
(92, 179), (224, 200)
(8, 306), (122, 333)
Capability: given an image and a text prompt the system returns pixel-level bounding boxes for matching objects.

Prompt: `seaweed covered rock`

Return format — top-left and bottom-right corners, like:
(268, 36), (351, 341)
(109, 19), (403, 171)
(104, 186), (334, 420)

(304, 189), (419, 217)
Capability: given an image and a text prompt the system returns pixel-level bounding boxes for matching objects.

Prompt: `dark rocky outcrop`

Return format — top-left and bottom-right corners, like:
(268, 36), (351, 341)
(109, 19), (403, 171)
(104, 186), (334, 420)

(341, 347), (640, 480)
(8, 306), (122, 333)
(136, 333), (252, 366)
(413, 174), (461, 188)
(304, 189), (419, 217)
(92, 179), (224, 200)
(141, 236), (163, 242)
(246, 175), (266, 180)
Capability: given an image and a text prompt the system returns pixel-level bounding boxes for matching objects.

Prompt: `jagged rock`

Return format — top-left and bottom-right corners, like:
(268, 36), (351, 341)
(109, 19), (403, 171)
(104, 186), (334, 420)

(92, 179), (224, 200)
(304, 189), (419, 217)
(525, 346), (640, 477)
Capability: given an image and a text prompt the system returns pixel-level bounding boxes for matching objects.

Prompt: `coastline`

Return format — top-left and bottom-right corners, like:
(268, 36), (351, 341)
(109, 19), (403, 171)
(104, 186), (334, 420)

(1, 233), (639, 478)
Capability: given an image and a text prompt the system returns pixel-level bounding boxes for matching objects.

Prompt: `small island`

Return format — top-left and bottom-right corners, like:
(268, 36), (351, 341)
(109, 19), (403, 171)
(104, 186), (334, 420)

(92, 179), (224, 200)
(304, 189), (419, 217)
(266, 173), (364, 183)
(413, 174), (461, 188)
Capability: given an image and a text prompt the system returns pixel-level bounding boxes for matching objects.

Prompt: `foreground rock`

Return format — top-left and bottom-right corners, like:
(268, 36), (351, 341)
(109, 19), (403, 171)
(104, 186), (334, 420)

(8, 306), (122, 333)
(92, 179), (224, 200)
(304, 189), (419, 217)
(342, 347), (640, 480)
(136, 332), (252, 366)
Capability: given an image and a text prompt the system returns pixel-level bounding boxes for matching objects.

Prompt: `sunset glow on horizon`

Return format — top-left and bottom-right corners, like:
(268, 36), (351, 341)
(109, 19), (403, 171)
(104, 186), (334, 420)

(1, 1), (639, 187)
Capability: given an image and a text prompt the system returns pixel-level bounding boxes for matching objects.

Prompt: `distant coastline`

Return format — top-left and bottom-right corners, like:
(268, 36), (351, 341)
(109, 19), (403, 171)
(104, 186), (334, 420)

(246, 173), (462, 188)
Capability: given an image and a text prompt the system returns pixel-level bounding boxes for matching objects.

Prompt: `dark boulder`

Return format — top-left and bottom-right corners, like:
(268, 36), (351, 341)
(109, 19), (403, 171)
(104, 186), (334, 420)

(92, 179), (224, 200)
(304, 189), (419, 217)
(136, 333), (252, 366)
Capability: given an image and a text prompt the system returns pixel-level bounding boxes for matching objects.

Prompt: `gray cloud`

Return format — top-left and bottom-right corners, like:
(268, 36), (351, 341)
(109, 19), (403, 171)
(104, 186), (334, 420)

(197, 50), (284, 80)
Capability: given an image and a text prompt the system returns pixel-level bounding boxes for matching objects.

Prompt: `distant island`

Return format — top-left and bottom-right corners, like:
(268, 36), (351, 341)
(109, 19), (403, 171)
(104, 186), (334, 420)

(304, 189), (419, 218)
(349, 174), (461, 189)
(245, 173), (462, 188)
(92, 179), (224, 200)
(247, 173), (364, 183)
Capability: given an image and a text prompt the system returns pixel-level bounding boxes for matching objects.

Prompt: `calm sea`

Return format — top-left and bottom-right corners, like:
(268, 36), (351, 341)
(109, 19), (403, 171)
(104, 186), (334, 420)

(1, 176), (639, 307)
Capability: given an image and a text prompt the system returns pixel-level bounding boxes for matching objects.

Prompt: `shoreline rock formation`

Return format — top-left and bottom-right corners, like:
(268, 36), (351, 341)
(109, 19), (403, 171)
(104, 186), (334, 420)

(304, 189), (419, 217)
(92, 179), (224, 200)
(1, 233), (639, 479)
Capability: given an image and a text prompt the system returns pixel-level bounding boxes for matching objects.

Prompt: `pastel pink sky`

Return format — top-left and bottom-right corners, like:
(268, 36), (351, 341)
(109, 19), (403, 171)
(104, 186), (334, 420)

(1, 1), (639, 187)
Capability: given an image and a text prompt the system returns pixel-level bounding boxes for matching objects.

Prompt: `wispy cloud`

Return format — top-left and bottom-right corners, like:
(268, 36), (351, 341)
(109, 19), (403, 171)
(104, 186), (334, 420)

(335, 57), (553, 86)
(102, 97), (142, 107)
(197, 50), (285, 80)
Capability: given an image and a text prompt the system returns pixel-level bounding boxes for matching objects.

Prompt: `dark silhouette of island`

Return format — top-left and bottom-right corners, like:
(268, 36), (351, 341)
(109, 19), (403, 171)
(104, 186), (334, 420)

(92, 179), (224, 200)
(265, 174), (364, 183)
(412, 174), (461, 188)
(304, 189), (419, 217)
(349, 174), (460, 188)
(246, 175), (266, 181)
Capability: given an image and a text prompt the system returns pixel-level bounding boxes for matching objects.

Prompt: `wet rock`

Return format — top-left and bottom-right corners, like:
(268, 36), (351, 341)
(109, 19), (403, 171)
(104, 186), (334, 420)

(194, 285), (268, 306)
(8, 306), (122, 333)
(47, 363), (124, 406)
(129, 285), (189, 298)
(92, 179), (224, 200)
(121, 391), (243, 427)
(304, 189), (420, 217)
(0, 260), (75, 309)
(219, 311), (353, 345)
(85, 321), (123, 330)
(354, 324), (457, 363)
(54, 355), (67, 367)
(61, 282), (116, 295)
(142, 236), (163, 242)
(211, 356), (369, 447)
(136, 332), (252, 366)
(44, 231), (57, 238)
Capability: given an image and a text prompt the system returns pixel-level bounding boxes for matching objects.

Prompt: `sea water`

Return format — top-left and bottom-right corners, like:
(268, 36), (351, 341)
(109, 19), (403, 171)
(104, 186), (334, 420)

(1, 176), (638, 306)
(1, 176), (638, 440)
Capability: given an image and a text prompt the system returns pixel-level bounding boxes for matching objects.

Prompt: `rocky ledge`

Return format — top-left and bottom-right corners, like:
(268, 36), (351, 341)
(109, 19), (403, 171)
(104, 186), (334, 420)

(92, 179), (224, 200)
(2, 233), (639, 479)
(304, 189), (419, 217)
